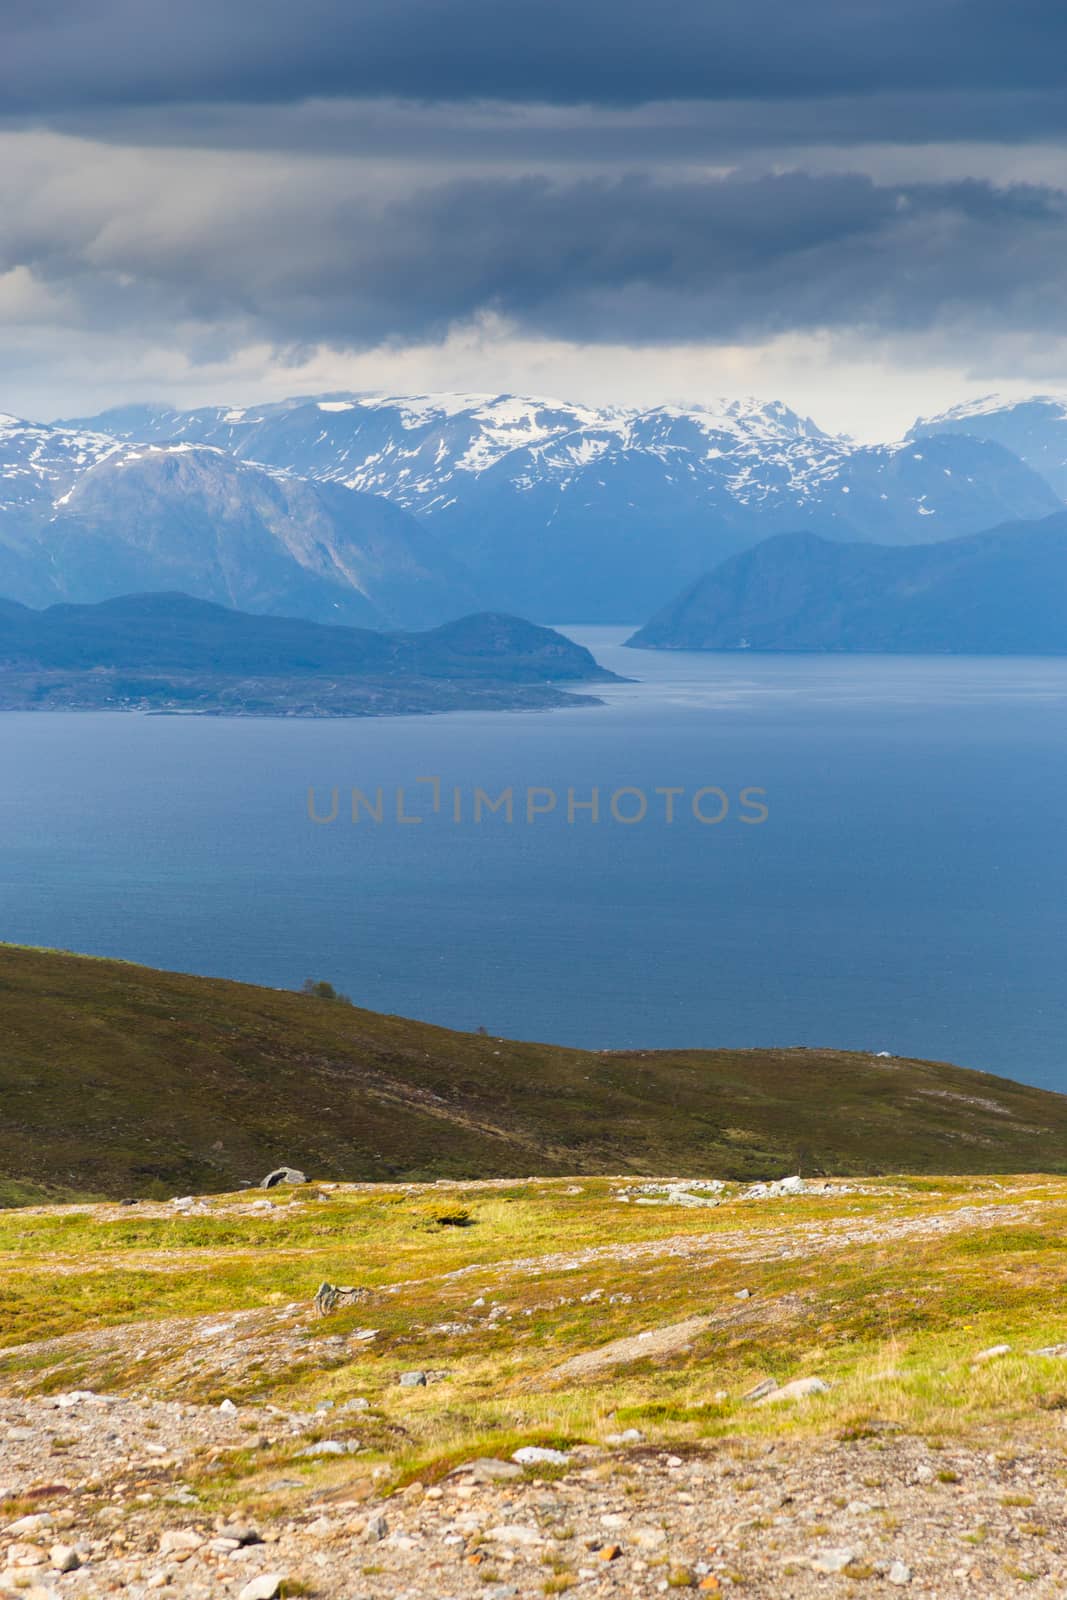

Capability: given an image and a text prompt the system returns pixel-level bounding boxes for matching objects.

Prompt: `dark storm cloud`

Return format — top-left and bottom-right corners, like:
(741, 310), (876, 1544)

(27, 90), (1067, 164)
(8, 162), (1067, 352)
(3, 0), (1067, 127)
(5, 2), (1067, 387)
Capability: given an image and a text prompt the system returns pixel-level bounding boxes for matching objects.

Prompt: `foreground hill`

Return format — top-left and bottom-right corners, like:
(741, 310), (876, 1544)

(0, 595), (613, 715)
(3, 944), (1067, 1205)
(628, 517), (1067, 653)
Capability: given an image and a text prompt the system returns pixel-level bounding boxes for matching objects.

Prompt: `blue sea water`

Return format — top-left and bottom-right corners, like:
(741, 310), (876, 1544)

(2, 626), (1066, 1090)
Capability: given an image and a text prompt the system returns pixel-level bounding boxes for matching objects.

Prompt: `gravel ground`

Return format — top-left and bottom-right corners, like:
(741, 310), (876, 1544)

(3, 1391), (1067, 1599)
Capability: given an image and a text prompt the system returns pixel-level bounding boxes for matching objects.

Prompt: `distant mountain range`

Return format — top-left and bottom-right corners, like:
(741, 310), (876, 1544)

(0, 593), (615, 716)
(0, 391), (1062, 630)
(49, 391), (1065, 621)
(628, 514), (1067, 654)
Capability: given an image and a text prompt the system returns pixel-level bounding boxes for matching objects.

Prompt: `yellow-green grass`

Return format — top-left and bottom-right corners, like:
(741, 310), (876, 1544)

(2, 1174), (1067, 1508)
(4, 942), (1067, 1202)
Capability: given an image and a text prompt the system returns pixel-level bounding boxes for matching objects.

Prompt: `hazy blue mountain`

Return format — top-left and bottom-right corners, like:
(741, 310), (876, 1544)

(0, 593), (615, 715)
(911, 394), (1067, 499)
(0, 422), (479, 627)
(63, 393), (1062, 621)
(0, 592), (610, 680)
(627, 515), (1067, 654)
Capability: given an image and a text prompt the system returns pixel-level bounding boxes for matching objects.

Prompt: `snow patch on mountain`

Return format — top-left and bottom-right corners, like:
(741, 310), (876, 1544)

(0, 416), (121, 513)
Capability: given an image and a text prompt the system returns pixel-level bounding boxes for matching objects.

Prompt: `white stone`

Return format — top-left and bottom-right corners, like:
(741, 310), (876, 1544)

(972, 1343), (1011, 1364)
(632, 1527), (667, 1550)
(809, 1547), (857, 1575)
(755, 1377), (830, 1405)
(511, 1446), (569, 1465)
(238, 1575), (285, 1600)
(485, 1525), (544, 1546)
(159, 1529), (202, 1555)
(5, 1516), (53, 1537)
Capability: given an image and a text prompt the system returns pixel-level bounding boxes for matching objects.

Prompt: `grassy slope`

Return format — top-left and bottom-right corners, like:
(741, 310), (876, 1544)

(3, 943), (1067, 1202)
(3, 1175), (1067, 1490)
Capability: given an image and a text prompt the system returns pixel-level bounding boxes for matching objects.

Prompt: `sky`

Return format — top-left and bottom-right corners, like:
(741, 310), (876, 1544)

(4, 1), (1067, 439)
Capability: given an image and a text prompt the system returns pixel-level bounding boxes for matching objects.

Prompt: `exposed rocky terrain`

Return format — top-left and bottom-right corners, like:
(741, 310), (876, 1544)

(0, 422), (477, 629)
(3, 1172), (1067, 1598)
(4, 1398), (1067, 1600)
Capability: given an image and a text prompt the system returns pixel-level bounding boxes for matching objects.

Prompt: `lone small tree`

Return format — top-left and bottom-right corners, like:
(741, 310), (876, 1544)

(300, 978), (352, 1004)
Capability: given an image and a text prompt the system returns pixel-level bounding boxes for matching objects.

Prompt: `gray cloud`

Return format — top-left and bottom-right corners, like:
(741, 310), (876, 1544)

(22, 92), (1067, 168)
(4, 3), (1067, 422)
(4, 144), (1067, 355)
(3, 1), (1067, 121)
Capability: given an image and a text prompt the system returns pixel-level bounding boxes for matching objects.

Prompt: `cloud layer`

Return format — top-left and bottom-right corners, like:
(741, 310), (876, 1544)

(5, 0), (1067, 114)
(3, 2), (1067, 429)
(6, 139), (1066, 352)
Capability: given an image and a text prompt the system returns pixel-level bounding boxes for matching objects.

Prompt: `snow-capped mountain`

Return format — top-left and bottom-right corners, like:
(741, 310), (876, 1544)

(68, 394), (836, 513)
(910, 395), (1067, 500)
(0, 414), (119, 517)
(0, 416), (125, 607)
(68, 393), (1062, 619)
(0, 420), (478, 625)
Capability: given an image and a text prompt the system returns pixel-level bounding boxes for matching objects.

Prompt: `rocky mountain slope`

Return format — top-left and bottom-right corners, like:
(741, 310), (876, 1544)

(3, 943), (1067, 1207)
(628, 516), (1067, 653)
(64, 393), (1064, 621)
(0, 420), (478, 628)
(911, 394), (1067, 499)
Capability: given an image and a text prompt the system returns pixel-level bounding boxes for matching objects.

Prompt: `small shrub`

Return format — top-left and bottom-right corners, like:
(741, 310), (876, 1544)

(411, 1202), (476, 1230)
(299, 979), (352, 1004)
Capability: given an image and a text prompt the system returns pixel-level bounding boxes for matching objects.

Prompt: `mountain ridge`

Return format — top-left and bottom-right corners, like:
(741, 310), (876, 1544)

(911, 392), (1067, 500)
(0, 421), (482, 627)
(628, 514), (1067, 653)
(56, 390), (1065, 621)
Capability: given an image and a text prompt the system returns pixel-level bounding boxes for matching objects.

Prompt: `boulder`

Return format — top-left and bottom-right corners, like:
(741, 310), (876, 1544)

(451, 1458), (523, 1483)
(238, 1576), (284, 1600)
(313, 1281), (371, 1317)
(262, 1167), (307, 1188)
(755, 1377), (830, 1406)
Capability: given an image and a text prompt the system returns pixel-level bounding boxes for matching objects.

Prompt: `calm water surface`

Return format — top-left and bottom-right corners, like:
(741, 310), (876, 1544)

(2, 627), (1066, 1090)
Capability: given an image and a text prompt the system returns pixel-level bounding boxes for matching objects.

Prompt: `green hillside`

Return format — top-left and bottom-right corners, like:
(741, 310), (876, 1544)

(2, 942), (1066, 1205)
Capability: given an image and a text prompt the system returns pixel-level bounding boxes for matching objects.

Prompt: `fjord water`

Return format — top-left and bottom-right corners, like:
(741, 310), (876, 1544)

(2, 627), (1066, 1091)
